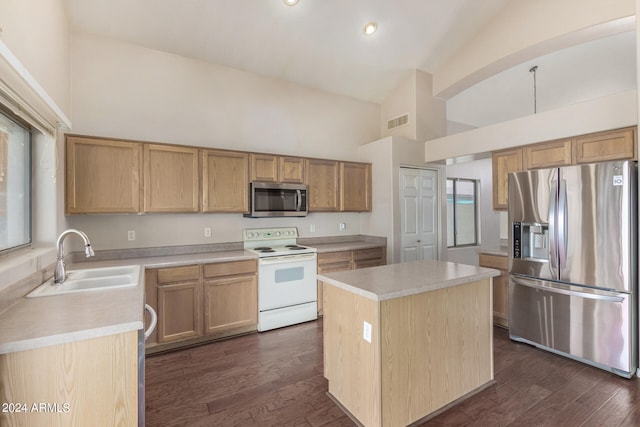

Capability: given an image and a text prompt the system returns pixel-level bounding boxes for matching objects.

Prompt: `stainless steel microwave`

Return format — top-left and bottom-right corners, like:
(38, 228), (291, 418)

(246, 182), (308, 217)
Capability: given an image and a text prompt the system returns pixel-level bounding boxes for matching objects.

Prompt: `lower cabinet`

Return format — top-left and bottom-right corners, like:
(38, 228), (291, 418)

(146, 259), (258, 353)
(203, 260), (258, 338)
(317, 246), (386, 315)
(478, 253), (509, 328)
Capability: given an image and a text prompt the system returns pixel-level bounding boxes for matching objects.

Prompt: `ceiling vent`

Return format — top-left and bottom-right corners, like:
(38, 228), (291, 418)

(387, 113), (409, 130)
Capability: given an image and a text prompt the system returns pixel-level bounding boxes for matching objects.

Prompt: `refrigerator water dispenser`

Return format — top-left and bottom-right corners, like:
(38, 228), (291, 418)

(512, 222), (549, 261)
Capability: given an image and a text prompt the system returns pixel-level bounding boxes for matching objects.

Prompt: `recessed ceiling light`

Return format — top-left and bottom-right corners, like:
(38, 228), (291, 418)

(283, 0), (299, 6)
(363, 22), (378, 36)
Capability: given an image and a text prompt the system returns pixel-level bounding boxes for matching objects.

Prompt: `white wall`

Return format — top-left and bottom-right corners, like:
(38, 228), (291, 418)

(66, 33), (382, 250)
(445, 157), (501, 266)
(434, 0), (635, 98)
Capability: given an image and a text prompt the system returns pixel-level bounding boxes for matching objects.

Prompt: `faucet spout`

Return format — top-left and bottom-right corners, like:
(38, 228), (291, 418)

(54, 229), (95, 284)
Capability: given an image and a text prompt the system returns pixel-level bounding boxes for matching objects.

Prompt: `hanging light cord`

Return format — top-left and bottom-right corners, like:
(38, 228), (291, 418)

(529, 65), (538, 114)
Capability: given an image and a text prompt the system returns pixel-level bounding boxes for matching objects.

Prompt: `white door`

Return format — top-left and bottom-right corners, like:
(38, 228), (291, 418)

(400, 167), (438, 262)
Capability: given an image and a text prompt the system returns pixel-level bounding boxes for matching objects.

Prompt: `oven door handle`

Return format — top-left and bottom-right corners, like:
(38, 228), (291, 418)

(259, 253), (317, 265)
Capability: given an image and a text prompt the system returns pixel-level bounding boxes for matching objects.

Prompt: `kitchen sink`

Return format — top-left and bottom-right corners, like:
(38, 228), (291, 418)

(27, 265), (141, 297)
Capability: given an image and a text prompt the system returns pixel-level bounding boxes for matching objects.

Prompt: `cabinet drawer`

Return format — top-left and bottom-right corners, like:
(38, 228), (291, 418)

(157, 265), (200, 284)
(478, 253), (508, 270)
(203, 259), (256, 278)
(318, 251), (352, 265)
(353, 247), (384, 262)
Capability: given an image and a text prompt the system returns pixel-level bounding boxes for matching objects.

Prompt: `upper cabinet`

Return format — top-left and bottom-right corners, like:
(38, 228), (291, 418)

(202, 149), (249, 213)
(492, 126), (637, 211)
(492, 148), (523, 211)
(249, 153), (305, 184)
(573, 127), (636, 164)
(143, 144), (199, 213)
(340, 162), (372, 212)
(523, 138), (572, 170)
(66, 136), (141, 214)
(306, 158), (340, 212)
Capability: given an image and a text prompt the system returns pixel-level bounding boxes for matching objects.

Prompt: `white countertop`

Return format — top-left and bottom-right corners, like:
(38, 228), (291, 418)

(318, 259), (500, 301)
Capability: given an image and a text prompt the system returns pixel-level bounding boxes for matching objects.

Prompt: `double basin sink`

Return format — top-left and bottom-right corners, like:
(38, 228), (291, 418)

(28, 265), (141, 298)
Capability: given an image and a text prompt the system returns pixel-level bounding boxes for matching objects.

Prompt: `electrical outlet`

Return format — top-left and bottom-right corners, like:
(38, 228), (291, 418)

(204, 227), (212, 238)
(127, 230), (136, 241)
(339, 222), (346, 231)
(363, 321), (372, 343)
(310, 224), (316, 233)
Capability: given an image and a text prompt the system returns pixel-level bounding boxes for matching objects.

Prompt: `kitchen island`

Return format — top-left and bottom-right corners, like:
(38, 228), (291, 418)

(318, 259), (500, 427)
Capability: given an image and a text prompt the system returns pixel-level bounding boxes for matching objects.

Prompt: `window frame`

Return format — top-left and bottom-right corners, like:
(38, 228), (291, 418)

(447, 177), (479, 248)
(0, 105), (32, 256)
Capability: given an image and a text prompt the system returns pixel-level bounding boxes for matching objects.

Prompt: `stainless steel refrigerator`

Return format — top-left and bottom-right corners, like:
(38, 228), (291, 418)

(508, 160), (637, 378)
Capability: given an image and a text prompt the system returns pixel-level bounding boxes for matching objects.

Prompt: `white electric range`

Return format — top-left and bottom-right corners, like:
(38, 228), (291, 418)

(243, 227), (317, 332)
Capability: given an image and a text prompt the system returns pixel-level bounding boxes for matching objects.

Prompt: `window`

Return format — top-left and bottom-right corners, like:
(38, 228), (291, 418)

(0, 109), (31, 253)
(447, 178), (478, 247)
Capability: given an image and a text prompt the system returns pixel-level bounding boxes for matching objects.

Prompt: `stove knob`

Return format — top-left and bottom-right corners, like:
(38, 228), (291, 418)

(275, 231), (281, 236)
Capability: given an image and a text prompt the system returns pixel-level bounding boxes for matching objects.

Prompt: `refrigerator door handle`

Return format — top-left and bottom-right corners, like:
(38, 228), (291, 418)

(548, 179), (558, 273)
(511, 276), (625, 302)
(557, 179), (568, 267)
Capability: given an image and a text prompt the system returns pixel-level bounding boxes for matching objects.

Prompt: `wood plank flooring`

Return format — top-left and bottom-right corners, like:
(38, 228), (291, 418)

(145, 320), (640, 426)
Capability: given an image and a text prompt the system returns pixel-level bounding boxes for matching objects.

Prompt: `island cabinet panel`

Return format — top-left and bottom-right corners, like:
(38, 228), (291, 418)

(202, 149), (249, 212)
(323, 276), (493, 427)
(340, 162), (372, 212)
(479, 253), (509, 328)
(203, 259), (258, 338)
(379, 280), (493, 426)
(306, 158), (340, 211)
(156, 265), (203, 344)
(323, 285), (381, 427)
(0, 331), (138, 427)
(573, 127), (636, 164)
(65, 136), (141, 213)
(143, 144), (199, 212)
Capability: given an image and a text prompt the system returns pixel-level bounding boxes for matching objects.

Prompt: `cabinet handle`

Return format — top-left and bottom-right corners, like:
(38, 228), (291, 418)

(144, 304), (158, 340)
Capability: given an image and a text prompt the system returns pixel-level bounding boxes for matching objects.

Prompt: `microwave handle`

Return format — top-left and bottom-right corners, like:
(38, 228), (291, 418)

(296, 189), (302, 211)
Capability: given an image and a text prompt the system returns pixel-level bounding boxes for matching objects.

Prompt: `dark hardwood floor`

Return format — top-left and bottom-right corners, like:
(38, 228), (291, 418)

(145, 320), (640, 426)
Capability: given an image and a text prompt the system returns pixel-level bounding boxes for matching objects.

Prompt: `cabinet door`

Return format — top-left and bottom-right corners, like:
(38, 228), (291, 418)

(157, 281), (202, 343)
(143, 144), (199, 212)
(492, 148), (523, 210)
(306, 158), (340, 211)
(65, 135), (141, 213)
(353, 247), (385, 269)
(479, 253), (509, 328)
(340, 162), (372, 212)
(573, 127), (636, 164)
(202, 149), (249, 212)
(156, 265), (202, 344)
(523, 139), (572, 169)
(279, 156), (305, 184)
(203, 274), (257, 336)
(250, 153), (278, 182)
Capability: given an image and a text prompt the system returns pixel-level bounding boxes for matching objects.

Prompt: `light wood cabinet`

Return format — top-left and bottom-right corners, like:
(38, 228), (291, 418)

(250, 153), (305, 184)
(523, 138), (572, 170)
(340, 162), (372, 212)
(156, 265), (202, 343)
(203, 259), (258, 337)
(143, 144), (199, 212)
(492, 148), (523, 211)
(573, 127), (636, 164)
(65, 135), (141, 213)
(479, 253), (509, 328)
(202, 149), (249, 212)
(0, 332), (139, 426)
(306, 158), (340, 212)
(317, 246), (386, 315)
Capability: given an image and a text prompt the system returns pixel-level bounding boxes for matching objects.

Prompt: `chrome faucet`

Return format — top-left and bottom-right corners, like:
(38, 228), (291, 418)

(54, 229), (95, 284)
